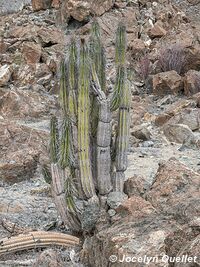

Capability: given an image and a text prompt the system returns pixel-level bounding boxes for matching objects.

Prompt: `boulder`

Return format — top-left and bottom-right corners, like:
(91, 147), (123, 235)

(51, 0), (60, 8)
(0, 0), (31, 15)
(124, 175), (149, 197)
(107, 192), (128, 209)
(0, 120), (48, 183)
(0, 88), (56, 119)
(115, 196), (156, 217)
(131, 124), (151, 141)
(22, 42), (42, 64)
(85, 195), (179, 267)
(31, 0), (52, 11)
(0, 65), (12, 87)
(63, 0), (115, 22)
(148, 21), (167, 38)
(184, 70), (200, 96)
(155, 113), (173, 127)
(12, 62), (53, 89)
(146, 158), (200, 224)
(167, 108), (200, 131)
(34, 249), (65, 267)
(153, 71), (183, 96)
(163, 123), (196, 144)
(128, 38), (145, 55)
(175, 235), (200, 267)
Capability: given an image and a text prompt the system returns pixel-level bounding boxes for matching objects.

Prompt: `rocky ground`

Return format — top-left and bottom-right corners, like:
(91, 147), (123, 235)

(0, 0), (200, 266)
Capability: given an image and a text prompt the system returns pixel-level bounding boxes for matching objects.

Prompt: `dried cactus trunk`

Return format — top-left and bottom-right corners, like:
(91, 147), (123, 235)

(51, 163), (81, 232)
(0, 231), (79, 256)
(50, 116), (81, 232)
(96, 99), (112, 195)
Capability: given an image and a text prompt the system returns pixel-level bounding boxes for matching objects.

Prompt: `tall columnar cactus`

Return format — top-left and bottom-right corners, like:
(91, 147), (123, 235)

(49, 21), (130, 232)
(77, 40), (96, 199)
(112, 24), (131, 191)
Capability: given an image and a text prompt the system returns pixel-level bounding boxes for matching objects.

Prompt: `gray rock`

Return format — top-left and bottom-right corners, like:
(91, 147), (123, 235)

(131, 124), (151, 141)
(163, 123), (196, 144)
(107, 209), (116, 217)
(0, 65), (12, 87)
(0, 0), (31, 15)
(107, 192), (128, 209)
(79, 196), (100, 232)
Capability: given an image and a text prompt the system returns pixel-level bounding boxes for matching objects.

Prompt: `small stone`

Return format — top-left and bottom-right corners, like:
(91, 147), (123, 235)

(31, 0), (52, 11)
(22, 42), (42, 64)
(184, 70), (200, 96)
(0, 65), (12, 87)
(108, 209), (116, 217)
(131, 124), (151, 141)
(107, 192), (128, 209)
(148, 21), (167, 38)
(153, 71), (183, 96)
(163, 123), (196, 145)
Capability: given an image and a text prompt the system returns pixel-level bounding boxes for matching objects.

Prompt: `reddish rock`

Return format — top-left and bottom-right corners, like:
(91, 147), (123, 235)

(0, 120), (48, 183)
(0, 87), (56, 118)
(51, 0), (60, 8)
(153, 71), (183, 96)
(63, 0), (115, 22)
(116, 196), (156, 218)
(13, 63), (52, 87)
(31, 0), (52, 11)
(148, 21), (167, 38)
(131, 124), (151, 141)
(155, 113), (173, 127)
(146, 158), (200, 224)
(167, 108), (200, 131)
(22, 42), (42, 64)
(37, 27), (64, 46)
(86, 195), (179, 267)
(124, 175), (148, 197)
(184, 70), (200, 96)
(34, 249), (65, 267)
(128, 38), (145, 55)
(175, 235), (200, 267)
(0, 40), (8, 53)
(163, 123), (196, 144)
(114, 0), (127, 8)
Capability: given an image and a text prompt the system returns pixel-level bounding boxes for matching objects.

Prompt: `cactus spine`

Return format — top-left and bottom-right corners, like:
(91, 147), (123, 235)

(48, 21), (130, 232)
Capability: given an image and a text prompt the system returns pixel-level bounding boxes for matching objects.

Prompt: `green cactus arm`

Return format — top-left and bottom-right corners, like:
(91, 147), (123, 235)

(115, 81), (131, 171)
(77, 40), (95, 198)
(50, 116), (59, 163)
(111, 23), (127, 111)
(115, 23), (126, 67)
(59, 118), (70, 169)
(67, 39), (78, 120)
(90, 20), (106, 92)
(59, 60), (68, 115)
(111, 66), (126, 111)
